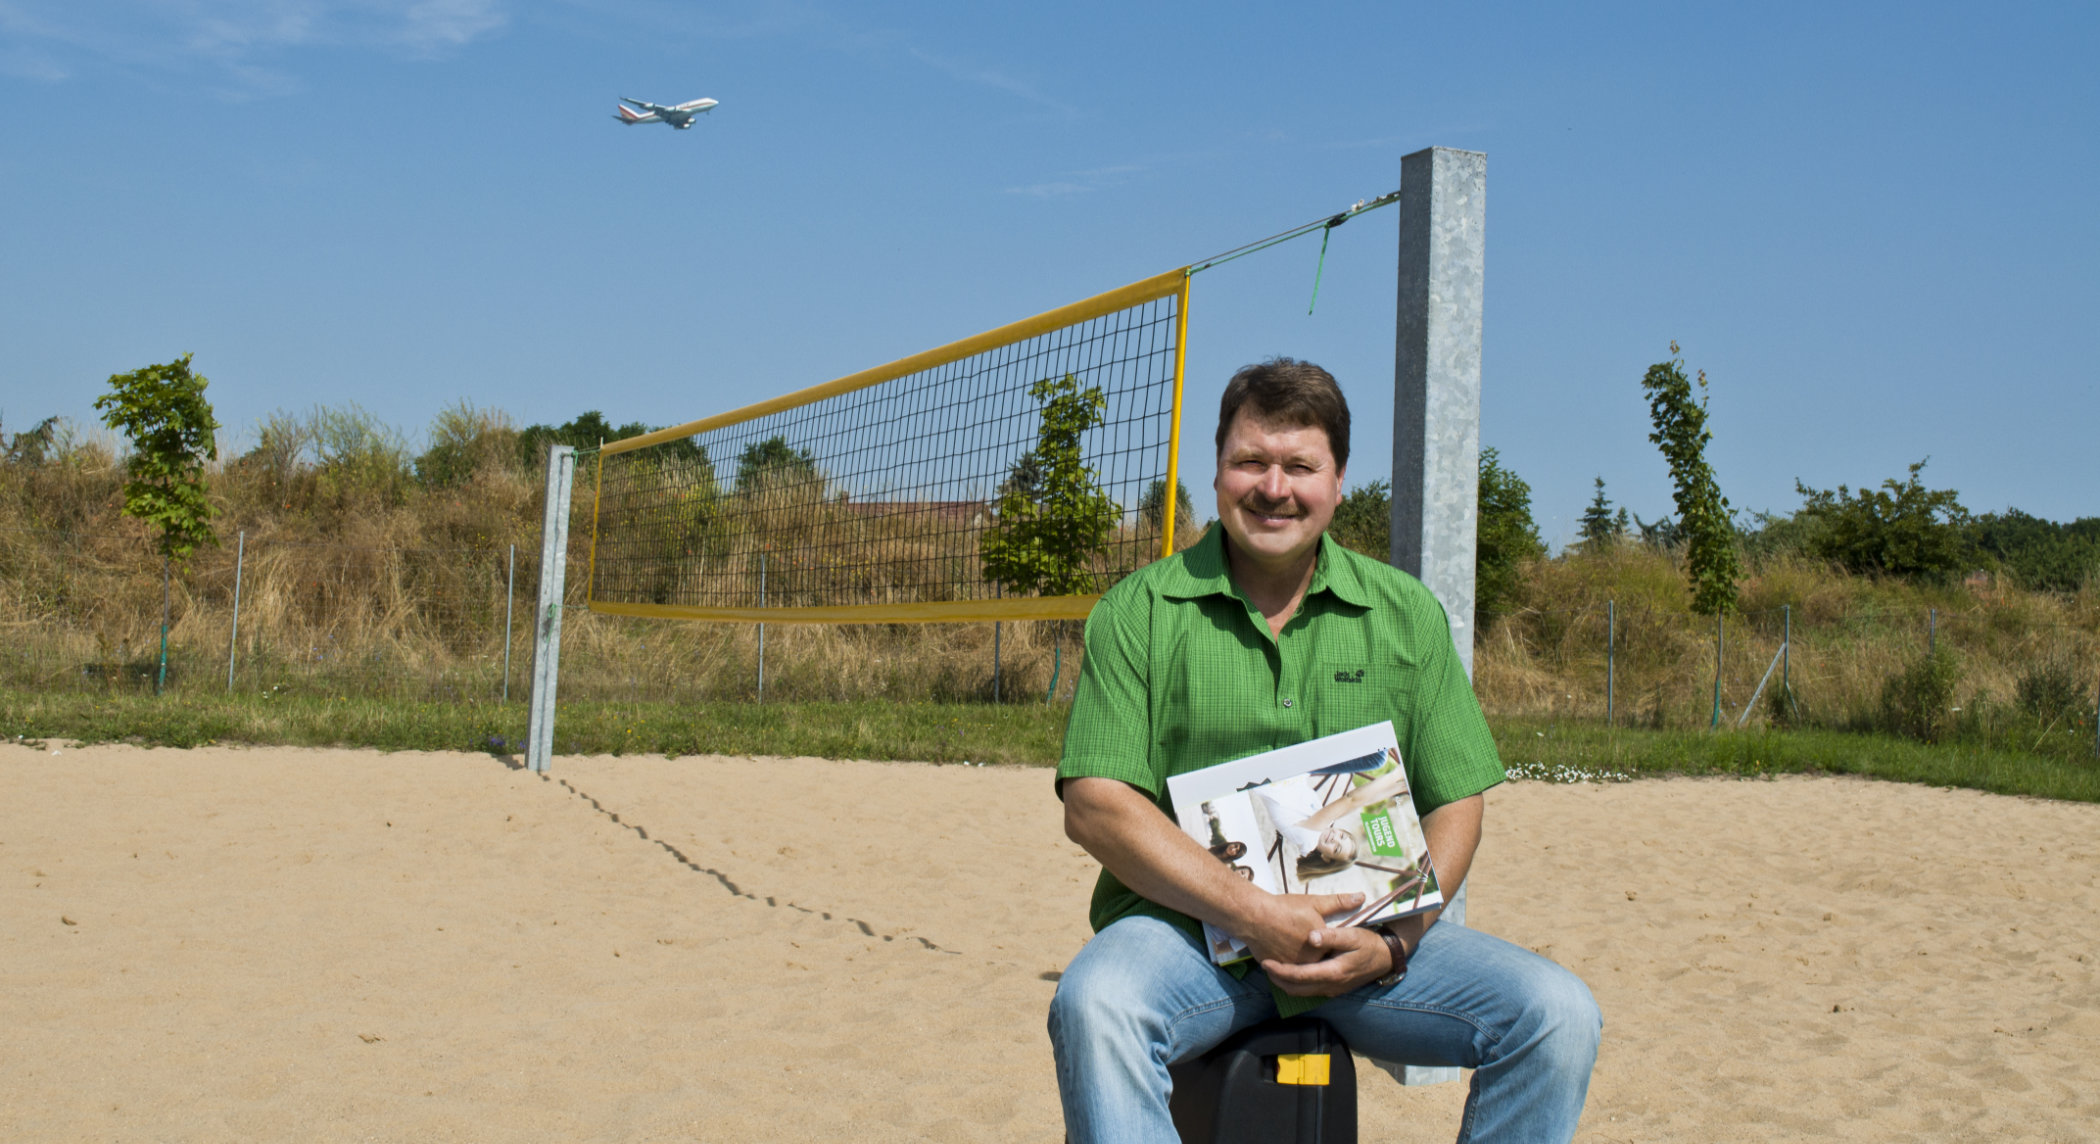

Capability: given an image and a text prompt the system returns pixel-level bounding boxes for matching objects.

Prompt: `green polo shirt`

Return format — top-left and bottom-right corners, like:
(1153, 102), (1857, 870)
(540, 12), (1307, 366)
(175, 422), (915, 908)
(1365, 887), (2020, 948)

(1057, 523), (1505, 950)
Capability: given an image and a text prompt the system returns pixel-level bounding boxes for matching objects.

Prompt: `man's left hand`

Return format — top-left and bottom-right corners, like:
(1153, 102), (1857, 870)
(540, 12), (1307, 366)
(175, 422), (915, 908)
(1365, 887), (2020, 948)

(1257, 925), (1392, 997)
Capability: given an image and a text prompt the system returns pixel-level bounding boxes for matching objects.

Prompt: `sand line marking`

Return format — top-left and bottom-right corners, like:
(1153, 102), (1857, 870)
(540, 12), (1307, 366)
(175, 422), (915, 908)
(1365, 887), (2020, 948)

(541, 770), (961, 955)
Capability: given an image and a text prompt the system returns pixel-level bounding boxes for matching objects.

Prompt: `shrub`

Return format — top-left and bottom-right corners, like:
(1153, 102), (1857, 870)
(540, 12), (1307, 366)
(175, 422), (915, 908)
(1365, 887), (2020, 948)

(1794, 459), (1970, 580)
(415, 402), (519, 488)
(1880, 648), (1960, 744)
(2016, 655), (2088, 725)
(1329, 478), (1389, 559)
(1477, 448), (1544, 629)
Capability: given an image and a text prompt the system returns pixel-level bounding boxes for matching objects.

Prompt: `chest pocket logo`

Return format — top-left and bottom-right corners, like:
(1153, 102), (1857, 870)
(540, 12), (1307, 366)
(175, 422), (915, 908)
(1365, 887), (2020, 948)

(1333, 669), (1366, 684)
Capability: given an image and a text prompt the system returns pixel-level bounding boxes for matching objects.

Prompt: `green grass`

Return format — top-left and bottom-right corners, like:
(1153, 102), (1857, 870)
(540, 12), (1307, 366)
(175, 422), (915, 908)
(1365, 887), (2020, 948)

(5, 688), (2093, 803)
(0, 688), (1070, 767)
(1495, 716), (2100, 802)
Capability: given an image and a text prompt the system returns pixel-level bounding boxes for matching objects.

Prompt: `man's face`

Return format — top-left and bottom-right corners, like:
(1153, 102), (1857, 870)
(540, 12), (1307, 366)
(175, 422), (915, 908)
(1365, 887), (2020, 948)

(1213, 408), (1345, 572)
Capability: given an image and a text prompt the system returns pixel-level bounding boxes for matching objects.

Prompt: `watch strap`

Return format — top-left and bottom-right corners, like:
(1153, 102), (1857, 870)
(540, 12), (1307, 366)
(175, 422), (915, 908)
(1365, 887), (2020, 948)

(1375, 927), (1410, 987)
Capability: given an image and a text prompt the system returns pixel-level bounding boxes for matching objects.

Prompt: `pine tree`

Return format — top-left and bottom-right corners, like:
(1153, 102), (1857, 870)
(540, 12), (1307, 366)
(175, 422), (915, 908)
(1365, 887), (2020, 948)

(1578, 477), (1619, 550)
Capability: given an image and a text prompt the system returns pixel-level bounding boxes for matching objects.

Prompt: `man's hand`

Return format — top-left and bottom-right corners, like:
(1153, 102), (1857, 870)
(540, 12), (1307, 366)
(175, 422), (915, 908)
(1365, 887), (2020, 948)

(1236, 891), (1367, 966)
(1066, 778), (1369, 956)
(1258, 924), (1393, 997)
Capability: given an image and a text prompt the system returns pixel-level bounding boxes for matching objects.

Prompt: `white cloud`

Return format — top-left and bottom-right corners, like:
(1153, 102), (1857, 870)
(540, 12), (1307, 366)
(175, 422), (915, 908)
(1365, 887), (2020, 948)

(1003, 181), (1090, 198)
(906, 45), (1075, 120)
(0, 0), (506, 89)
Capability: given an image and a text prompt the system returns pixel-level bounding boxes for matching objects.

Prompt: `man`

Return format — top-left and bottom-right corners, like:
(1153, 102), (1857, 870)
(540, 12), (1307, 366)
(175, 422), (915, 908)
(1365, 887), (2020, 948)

(1048, 359), (1600, 1142)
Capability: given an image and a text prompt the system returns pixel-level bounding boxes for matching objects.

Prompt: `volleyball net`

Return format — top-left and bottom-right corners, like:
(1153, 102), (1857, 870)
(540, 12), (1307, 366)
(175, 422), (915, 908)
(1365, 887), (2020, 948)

(586, 267), (1192, 624)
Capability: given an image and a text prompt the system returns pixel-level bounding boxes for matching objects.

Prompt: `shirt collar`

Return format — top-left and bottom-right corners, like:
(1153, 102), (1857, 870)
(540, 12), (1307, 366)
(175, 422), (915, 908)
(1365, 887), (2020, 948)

(1159, 524), (1371, 610)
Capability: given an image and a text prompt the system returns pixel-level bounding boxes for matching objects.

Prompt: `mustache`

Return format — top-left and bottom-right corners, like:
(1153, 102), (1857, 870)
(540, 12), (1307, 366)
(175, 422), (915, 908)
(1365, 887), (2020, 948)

(1237, 492), (1300, 516)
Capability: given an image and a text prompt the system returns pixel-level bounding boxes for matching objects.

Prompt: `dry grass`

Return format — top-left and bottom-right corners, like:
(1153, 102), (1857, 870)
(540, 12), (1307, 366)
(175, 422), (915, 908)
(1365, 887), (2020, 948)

(4, 416), (2094, 766)
(1477, 544), (2098, 763)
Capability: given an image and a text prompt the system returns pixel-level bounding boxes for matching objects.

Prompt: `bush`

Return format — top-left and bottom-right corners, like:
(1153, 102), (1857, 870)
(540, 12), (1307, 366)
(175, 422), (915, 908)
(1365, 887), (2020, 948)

(1880, 648), (1960, 744)
(1329, 478), (1390, 559)
(1795, 459), (1969, 580)
(2016, 656), (2089, 725)
(415, 402), (518, 488)
(1477, 448), (1543, 628)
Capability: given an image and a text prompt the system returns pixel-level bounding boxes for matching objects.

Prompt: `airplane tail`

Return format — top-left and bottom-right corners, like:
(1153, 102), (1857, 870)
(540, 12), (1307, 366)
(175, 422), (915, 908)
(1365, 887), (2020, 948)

(615, 105), (652, 124)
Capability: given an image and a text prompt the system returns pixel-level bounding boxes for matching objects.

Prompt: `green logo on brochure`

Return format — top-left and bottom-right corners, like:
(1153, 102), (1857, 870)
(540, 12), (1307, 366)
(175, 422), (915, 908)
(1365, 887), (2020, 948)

(1361, 809), (1405, 857)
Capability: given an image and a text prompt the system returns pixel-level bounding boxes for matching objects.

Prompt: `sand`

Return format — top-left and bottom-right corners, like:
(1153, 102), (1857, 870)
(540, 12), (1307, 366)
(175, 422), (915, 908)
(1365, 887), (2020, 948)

(2, 742), (2095, 1142)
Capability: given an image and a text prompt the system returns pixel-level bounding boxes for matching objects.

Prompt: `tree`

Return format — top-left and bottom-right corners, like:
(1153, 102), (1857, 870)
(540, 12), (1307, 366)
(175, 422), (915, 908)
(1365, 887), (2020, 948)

(981, 373), (1118, 597)
(1577, 477), (1621, 550)
(94, 354), (220, 563)
(1794, 459), (1970, 579)
(1641, 345), (1739, 614)
(1966, 509), (2100, 593)
(1329, 479), (1391, 559)
(414, 402), (518, 488)
(1139, 477), (1196, 532)
(735, 435), (818, 492)
(515, 411), (708, 470)
(2, 415), (60, 466)
(1477, 448), (1543, 628)
(1631, 511), (1683, 550)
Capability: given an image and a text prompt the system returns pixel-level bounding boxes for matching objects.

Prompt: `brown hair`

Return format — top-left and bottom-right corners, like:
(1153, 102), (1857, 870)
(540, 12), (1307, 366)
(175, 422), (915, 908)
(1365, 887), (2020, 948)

(1215, 358), (1351, 469)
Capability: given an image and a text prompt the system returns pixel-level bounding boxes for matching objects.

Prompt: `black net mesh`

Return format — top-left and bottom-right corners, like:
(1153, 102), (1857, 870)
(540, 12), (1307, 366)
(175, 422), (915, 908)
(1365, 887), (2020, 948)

(590, 287), (1187, 617)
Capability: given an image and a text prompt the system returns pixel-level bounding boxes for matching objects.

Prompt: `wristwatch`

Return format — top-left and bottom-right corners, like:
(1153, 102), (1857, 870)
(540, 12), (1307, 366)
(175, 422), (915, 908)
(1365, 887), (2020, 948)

(1375, 927), (1410, 987)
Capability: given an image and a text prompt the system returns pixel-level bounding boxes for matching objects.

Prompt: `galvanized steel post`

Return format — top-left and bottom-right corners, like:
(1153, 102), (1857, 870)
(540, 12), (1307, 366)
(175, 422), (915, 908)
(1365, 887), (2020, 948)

(1783, 604), (1792, 713)
(226, 531), (245, 692)
(1387, 144), (1485, 1089)
(1390, 146), (1486, 680)
(502, 543), (516, 703)
(1606, 599), (1615, 727)
(758, 553), (766, 702)
(525, 445), (576, 774)
(1711, 610), (1725, 729)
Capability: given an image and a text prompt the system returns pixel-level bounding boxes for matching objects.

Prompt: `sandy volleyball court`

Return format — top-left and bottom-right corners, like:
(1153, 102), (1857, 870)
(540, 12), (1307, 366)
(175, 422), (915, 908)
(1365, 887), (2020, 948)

(3, 743), (2095, 1142)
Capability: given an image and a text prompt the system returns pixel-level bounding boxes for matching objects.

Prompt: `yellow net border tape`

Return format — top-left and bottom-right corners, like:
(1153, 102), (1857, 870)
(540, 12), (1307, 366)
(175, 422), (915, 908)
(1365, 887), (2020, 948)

(600, 266), (1190, 458)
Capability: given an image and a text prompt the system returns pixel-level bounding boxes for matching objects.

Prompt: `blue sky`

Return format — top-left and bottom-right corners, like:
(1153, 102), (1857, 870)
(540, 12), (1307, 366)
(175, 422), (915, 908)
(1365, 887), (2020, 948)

(4, 0), (2096, 543)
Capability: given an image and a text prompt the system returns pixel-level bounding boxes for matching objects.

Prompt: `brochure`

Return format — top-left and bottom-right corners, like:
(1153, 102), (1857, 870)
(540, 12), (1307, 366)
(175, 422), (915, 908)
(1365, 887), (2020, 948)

(1164, 721), (1442, 967)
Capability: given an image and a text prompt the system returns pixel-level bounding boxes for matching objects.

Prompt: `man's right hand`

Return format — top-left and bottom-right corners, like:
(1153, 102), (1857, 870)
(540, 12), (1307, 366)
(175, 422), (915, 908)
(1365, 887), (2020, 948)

(1235, 891), (1365, 965)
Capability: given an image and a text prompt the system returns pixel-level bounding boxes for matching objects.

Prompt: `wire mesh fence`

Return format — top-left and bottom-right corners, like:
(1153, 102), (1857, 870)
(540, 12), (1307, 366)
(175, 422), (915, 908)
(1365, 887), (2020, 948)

(1476, 599), (2100, 759)
(0, 526), (1089, 706)
(4, 521), (2095, 759)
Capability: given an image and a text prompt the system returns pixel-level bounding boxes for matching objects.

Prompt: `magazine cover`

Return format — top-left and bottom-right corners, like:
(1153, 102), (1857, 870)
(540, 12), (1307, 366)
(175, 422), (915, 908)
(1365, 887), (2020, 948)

(1165, 721), (1442, 966)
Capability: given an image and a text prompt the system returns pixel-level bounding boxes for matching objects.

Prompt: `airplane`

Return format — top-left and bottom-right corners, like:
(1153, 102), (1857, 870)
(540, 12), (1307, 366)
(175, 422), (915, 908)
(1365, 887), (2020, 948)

(614, 96), (719, 129)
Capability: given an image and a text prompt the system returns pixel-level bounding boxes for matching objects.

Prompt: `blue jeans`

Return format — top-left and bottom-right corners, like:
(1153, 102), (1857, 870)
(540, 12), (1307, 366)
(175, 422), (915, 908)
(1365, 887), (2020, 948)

(1048, 915), (1600, 1143)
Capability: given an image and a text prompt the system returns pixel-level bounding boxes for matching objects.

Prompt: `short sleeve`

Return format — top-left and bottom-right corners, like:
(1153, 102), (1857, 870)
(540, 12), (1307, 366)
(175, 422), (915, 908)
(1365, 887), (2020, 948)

(1056, 587), (1161, 799)
(1402, 600), (1505, 814)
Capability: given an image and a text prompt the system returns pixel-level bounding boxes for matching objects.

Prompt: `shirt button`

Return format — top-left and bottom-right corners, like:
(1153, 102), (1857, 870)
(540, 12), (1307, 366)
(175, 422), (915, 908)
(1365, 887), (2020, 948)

(1282, 698), (1294, 708)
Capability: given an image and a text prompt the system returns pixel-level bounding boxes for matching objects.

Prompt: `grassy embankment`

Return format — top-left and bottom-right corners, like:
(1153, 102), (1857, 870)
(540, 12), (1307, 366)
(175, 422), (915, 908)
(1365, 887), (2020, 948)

(7, 689), (2094, 804)
(4, 402), (2095, 797)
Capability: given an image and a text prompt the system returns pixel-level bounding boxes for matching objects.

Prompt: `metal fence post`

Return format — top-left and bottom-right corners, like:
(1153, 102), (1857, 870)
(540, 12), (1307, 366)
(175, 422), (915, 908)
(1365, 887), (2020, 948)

(1710, 610), (1724, 729)
(226, 531), (245, 692)
(993, 621), (1002, 703)
(757, 553), (766, 702)
(1387, 145), (1486, 1089)
(154, 555), (171, 695)
(1929, 607), (1937, 656)
(1606, 599), (1615, 727)
(525, 445), (577, 774)
(1783, 604), (1792, 713)
(502, 543), (516, 703)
